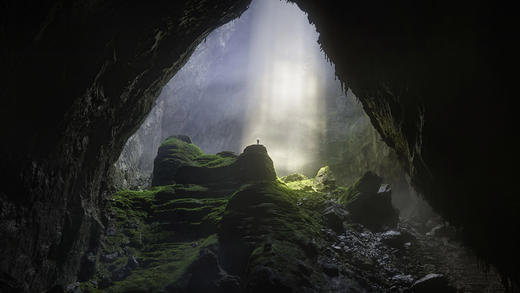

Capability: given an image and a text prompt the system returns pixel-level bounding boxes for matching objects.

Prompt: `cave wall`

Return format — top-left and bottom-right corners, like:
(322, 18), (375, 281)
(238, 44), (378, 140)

(112, 15), (253, 190)
(290, 0), (520, 286)
(0, 0), (250, 291)
(1, 0), (519, 291)
(115, 2), (410, 197)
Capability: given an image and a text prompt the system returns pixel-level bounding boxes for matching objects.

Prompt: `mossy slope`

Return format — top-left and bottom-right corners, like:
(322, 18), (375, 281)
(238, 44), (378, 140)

(88, 183), (231, 293)
(84, 140), (407, 292)
(218, 181), (327, 292)
(154, 137), (276, 186)
(151, 135), (235, 186)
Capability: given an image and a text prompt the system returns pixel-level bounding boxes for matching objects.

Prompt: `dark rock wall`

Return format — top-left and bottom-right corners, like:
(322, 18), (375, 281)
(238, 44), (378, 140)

(290, 0), (519, 285)
(1, 0), (519, 290)
(0, 0), (250, 291)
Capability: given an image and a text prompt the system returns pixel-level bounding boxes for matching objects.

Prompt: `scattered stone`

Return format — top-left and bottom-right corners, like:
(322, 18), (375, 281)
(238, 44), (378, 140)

(323, 201), (349, 233)
(378, 184), (391, 193)
(127, 255), (139, 269)
(391, 274), (414, 286)
(101, 251), (119, 263)
(381, 230), (416, 248)
(410, 274), (456, 293)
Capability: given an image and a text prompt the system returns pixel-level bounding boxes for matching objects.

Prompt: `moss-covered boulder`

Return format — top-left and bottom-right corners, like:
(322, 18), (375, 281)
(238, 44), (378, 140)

(174, 144), (277, 185)
(217, 181), (327, 291)
(232, 145), (276, 182)
(339, 171), (399, 231)
(280, 173), (308, 183)
(89, 182), (236, 292)
(151, 135), (202, 186)
(151, 136), (235, 186)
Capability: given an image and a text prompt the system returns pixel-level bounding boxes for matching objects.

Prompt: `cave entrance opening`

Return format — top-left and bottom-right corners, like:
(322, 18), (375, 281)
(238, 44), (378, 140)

(115, 0), (418, 217)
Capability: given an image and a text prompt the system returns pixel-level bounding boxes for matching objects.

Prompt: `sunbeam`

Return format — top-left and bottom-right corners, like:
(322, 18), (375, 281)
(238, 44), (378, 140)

(241, 0), (327, 175)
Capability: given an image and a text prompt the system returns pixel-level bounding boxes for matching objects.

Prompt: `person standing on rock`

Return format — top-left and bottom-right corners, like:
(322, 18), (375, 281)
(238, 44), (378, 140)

(257, 138), (260, 145)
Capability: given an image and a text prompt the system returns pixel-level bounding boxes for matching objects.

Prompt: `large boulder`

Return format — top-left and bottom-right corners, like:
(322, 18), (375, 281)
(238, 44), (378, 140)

(151, 135), (203, 186)
(217, 182), (324, 291)
(339, 171), (399, 231)
(232, 145), (277, 182)
(173, 144), (276, 185)
(314, 166), (336, 190)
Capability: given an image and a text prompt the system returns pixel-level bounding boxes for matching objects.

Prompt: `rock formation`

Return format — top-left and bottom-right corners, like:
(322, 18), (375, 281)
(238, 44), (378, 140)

(81, 140), (502, 292)
(1, 0), (519, 290)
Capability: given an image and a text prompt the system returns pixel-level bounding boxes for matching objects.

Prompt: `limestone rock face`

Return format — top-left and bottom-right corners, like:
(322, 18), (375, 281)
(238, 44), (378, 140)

(290, 0), (520, 283)
(0, 1), (250, 291)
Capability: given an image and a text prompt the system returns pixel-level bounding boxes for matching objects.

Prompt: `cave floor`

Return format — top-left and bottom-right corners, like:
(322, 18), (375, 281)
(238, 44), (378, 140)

(76, 179), (505, 293)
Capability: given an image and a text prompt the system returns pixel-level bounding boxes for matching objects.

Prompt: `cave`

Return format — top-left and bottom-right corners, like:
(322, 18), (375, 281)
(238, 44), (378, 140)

(1, 0), (519, 292)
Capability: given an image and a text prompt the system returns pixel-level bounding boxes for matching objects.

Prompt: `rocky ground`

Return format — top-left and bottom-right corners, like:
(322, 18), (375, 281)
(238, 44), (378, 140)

(74, 136), (505, 293)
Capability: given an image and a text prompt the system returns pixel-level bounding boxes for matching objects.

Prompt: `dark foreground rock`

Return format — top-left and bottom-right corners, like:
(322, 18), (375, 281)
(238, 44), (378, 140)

(339, 171), (399, 231)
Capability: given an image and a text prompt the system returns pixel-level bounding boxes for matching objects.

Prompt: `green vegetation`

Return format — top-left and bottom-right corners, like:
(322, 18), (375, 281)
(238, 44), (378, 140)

(159, 136), (204, 161)
(157, 137), (235, 169)
(85, 137), (371, 292)
(85, 181), (233, 293)
(284, 178), (315, 191)
(193, 154), (235, 168)
(103, 235), (218, 293)
(153, 137), (237, 186)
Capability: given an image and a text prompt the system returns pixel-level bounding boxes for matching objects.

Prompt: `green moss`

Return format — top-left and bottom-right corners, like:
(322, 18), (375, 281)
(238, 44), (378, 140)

(217, 180), (328, 291)
(220, 180), (322, 248)
(285, 178), (316, 191)
(161, 137), (202, 153)
(105, 235), (218, 293)
(86, 182), (235, 292)
(280, 173), (308, 183)
(158, 137), (235, 169)
(194, 154), (235, 168)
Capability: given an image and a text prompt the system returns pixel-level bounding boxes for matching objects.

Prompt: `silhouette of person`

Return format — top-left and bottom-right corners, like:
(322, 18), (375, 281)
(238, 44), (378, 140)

(257, 138), (260, 145)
